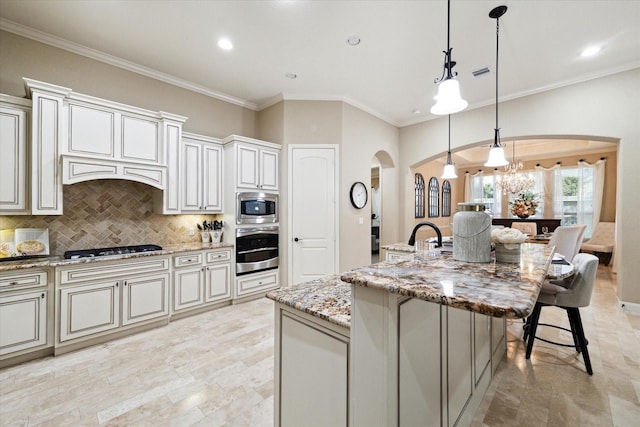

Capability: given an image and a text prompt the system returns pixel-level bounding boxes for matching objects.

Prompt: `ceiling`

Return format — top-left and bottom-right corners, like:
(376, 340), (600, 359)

(1, 0), (638, 130)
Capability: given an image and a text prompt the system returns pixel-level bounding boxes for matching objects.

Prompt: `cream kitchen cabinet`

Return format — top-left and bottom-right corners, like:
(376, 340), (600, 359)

(0, 95), (30, 215)
(172, 248), (232, 315)
(181, 133), (223, 213)
(223, 135), (280, 192)
(56, 257), (170, 350)
(0, 269), (51, 363)
(275, 306), (350, 427)
(235, 267), (279, 298)
(24, 78), (70, 215)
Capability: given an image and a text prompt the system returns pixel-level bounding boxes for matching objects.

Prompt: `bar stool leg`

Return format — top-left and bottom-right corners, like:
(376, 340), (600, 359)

(567, 307), (593, 375)
(525, 303), (542, 359)
(566, 308), (581, 353)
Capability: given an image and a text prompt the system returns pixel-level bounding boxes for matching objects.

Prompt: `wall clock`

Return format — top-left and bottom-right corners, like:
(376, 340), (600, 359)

(349, 181), (368, 209)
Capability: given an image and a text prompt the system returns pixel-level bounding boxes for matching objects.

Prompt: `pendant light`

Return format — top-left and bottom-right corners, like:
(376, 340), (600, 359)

(441, 115), (457, 179)
(430, 0), (468, 115)
(484, 5), (509, 167)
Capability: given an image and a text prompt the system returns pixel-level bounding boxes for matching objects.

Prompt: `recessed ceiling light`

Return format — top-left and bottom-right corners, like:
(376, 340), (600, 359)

(218, 38), (233, 51)
(581, 45), (600, 57)
(285, 72), (297, 79)
(346, 35), (361, 46)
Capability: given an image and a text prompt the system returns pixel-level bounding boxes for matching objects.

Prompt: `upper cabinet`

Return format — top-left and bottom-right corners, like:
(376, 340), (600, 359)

(24, 78), (70, 216)
(0, 95), (30, 215)
(223, 135), (280, 192)
(61, 91), (187, 189)
(181, 132), (223, 213)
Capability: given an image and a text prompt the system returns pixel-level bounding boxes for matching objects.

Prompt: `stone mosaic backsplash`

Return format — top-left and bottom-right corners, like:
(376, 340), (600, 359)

(0, 180), (223, 255)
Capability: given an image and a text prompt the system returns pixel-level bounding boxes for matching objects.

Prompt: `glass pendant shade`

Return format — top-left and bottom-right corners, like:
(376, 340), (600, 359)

(485, 145), (508, 167)
(430, 79), (468, 115)
(442, 162), (458, 179)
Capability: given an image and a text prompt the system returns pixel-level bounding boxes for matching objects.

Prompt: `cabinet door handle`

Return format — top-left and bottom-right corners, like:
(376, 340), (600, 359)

(124, 281), (128, 287)
(9, 281), (18, 286)
(41, 293), (45, 299)
(115, 281), (119, 287)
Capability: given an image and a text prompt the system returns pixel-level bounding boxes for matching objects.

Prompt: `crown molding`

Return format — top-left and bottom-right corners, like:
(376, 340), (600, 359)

(0, 18), (258, 111)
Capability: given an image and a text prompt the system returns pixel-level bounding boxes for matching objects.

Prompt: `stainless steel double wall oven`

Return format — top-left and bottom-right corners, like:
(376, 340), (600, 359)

(235, 192), (279, 276)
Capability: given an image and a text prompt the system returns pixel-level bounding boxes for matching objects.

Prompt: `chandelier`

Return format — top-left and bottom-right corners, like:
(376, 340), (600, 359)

(495, 140), (535, 195)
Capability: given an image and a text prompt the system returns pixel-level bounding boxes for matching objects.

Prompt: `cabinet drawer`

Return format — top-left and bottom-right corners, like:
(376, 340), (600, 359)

(0, 271), (48, 292)
(205, 249), (231, 263)
(173, 253), (203, 268)
(59, 257), (169, 284)
(236, 269), (279, 297)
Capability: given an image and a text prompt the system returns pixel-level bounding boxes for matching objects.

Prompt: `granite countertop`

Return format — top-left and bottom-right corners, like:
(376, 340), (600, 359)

(266, 275), (351, 329)
(0, 242), (234, 272)
(341, 243), (553, 319)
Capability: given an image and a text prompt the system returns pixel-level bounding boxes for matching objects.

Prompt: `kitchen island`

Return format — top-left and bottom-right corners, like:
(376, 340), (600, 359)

(267, 243), (552, 427)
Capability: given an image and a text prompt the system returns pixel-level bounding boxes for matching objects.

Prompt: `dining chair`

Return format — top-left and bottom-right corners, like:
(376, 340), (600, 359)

(580, 221), (615, 265)
(511, 222), (537, 236)
(523, 253), (599, 375)
(547, 224), (586, 261)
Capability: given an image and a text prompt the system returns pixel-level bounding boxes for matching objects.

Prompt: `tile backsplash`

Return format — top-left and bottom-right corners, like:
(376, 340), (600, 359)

(0, 180), (223, 255)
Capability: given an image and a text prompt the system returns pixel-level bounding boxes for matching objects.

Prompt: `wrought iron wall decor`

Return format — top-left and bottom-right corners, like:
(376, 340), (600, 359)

(414, 173), (425, 218)
(428, 176), (440, 218)
(442, 180), (452, 217)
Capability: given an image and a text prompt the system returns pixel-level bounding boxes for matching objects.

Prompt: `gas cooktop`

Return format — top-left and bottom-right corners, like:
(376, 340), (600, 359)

(64, 244), (163, 259)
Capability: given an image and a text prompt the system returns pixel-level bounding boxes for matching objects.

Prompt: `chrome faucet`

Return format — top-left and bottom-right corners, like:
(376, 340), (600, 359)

(408, 222), (443, 247)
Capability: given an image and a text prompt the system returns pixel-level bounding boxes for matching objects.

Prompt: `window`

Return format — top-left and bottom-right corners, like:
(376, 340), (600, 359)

(414, 173), (425, 218)
(553, 166), (595, 236)
(470, 174), (501, 216)
(428, 177), (439, 217)
(442, 180), (452, 217)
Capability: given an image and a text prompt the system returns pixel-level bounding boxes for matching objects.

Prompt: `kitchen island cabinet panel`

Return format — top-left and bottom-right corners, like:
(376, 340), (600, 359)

(59, 280), (120, 342)
(122, 273), (170, 326)
(276, 306), (349, 427)
(0, 290), (47, 356)
(474, 313), (492, 385)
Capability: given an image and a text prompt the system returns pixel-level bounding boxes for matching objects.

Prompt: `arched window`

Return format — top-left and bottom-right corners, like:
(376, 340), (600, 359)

(428, 177), (439, 218)
(414, 173), (425, 218)
(442, 180), (452, 217)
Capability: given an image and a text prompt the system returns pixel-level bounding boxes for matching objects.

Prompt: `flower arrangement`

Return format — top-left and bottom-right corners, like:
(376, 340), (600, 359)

(510, 191), (539, 218)
(491, 227), (527, 247)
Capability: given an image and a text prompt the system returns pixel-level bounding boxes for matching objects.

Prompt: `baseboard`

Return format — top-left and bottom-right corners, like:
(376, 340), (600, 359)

(619, 299), (640, 315)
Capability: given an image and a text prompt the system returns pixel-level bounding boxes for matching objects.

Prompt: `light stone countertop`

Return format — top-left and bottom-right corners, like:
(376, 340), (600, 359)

(266, 275), (351, 329)
(0, 242), (234, 272)
(341, 243), (552, 319)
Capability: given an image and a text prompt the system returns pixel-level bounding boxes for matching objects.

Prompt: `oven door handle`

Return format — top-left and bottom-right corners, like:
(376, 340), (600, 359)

(237, 247), (279, 255)
(236, 227), (279, 237)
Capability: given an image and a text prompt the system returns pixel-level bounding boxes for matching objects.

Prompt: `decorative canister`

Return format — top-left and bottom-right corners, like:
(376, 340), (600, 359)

(453, 203), (492, 263)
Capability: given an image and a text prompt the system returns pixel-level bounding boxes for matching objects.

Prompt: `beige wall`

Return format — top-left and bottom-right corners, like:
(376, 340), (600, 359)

(0, 30), (256, 138)
(400, 69), (640, 306)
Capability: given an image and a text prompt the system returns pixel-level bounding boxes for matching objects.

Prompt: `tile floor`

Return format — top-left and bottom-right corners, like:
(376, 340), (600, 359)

(1, 265), (639, 426)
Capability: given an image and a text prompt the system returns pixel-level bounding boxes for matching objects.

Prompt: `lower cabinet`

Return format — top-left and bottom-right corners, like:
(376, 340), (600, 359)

(236, 268), (279, 298)
(172, 248), (232, 314)
(275, 305), (350, 427)
(56, 257), (170, 349)
(0, 269), (52, 362)
(0, 290), (48, 356)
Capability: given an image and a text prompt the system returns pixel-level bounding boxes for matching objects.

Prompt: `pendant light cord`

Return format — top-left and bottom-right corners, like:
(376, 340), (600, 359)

(495, 15), (500, 133)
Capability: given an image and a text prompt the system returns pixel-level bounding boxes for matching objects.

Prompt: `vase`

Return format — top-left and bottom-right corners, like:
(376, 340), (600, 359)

(494, 242), (521, 263)
(517, 214), (530, 219)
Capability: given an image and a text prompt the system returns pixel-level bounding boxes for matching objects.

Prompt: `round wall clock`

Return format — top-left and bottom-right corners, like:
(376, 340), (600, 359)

(349, 181), (368, 209)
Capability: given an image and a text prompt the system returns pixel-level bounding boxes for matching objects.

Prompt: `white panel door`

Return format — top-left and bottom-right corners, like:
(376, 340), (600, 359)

(290, 146), (337, 285)
(0, 106), (28, 213)
(0, 290), (47, 355)
(202, 144), (222, 211)
(122, 273), (170, 326)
